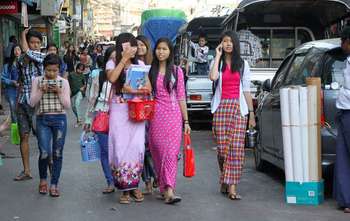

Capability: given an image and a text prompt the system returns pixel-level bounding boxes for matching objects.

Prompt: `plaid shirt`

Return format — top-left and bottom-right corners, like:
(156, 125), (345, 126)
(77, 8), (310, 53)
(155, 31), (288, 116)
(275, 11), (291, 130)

(18, 50), (45, 104)
(238, 30), (262, 67)
(38, 78), (64, 114)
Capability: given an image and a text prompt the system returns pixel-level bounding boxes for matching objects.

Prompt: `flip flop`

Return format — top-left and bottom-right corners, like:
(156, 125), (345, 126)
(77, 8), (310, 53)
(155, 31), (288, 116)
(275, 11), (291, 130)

(164, 196), (182, 205)
(49, 188), (60, 197)
(130, 189), (144, 202)
(39, 183), (48, 195)
(119, 194), (131, 204)
(14, 171), (33, 181)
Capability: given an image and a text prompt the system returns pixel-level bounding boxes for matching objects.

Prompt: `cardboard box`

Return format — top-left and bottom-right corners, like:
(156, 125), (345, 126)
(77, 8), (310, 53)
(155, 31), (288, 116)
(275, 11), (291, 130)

(285, 180), (324, 205)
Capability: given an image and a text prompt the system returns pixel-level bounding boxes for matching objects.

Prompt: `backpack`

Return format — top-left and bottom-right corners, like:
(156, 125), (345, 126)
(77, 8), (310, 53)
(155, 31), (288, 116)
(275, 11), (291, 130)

(212, 59), (245, 94)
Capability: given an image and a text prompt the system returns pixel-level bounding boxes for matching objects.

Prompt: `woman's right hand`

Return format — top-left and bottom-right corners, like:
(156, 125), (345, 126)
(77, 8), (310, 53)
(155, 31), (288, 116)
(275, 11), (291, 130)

(216, 43), (223, 57)
(122, 46), (137, 61)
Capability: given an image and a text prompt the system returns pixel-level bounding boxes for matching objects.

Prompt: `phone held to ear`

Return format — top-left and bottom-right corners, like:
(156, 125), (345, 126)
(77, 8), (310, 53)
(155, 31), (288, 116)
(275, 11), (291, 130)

(122, 42), (131, 51)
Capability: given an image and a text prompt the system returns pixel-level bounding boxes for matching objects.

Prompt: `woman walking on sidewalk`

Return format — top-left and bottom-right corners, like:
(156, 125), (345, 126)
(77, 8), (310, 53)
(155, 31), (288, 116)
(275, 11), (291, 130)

(209, 31), (255, 200)
(84, 48), (114, 194)
(30, 54), (71, 197)
(107, 33), (151, 204)
(148, 38), (191, 204)
(1, 44), (21, 124)
(136, 35), (158, 194)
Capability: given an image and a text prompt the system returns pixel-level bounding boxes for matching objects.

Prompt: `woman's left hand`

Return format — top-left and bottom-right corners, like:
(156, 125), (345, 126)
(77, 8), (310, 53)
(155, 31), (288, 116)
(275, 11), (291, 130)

(184, 123), (191, 134)
(249, 114), (256, 128)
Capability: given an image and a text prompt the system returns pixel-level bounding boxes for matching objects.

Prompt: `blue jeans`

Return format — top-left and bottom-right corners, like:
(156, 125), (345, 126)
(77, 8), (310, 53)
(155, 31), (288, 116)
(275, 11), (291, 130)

(36, 114), (67, 185)
(96, 132), (113, 186)
(4, 89), (17, 123)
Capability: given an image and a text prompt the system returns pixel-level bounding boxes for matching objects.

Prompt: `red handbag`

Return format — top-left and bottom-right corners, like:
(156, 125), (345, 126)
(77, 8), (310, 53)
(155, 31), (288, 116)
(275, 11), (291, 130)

(128, 99), (155, 122)
(92, 111), (109, 133)
(183, 134), (196, 178)
(92, 81), (111, 133)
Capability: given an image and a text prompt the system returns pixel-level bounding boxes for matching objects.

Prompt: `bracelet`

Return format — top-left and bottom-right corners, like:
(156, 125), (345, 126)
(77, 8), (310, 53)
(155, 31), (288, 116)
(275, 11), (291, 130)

(184, 120), (189, 123)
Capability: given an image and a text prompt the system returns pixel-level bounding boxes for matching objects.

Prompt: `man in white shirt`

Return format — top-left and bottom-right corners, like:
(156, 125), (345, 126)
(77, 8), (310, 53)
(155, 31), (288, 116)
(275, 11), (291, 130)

(334, 26), (350, 214)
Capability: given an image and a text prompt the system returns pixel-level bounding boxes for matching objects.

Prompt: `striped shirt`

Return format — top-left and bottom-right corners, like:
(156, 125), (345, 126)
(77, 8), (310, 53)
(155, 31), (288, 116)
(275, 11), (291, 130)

(18, 50), (45, 104)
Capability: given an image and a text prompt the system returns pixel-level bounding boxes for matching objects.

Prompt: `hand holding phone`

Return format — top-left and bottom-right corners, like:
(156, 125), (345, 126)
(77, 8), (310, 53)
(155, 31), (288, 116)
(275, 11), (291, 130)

(216, 43), (223, 57)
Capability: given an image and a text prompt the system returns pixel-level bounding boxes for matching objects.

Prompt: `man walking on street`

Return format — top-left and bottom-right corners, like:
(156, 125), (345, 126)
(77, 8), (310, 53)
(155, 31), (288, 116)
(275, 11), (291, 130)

(334, 26), (350, 213)
(14, 28), (45, 181)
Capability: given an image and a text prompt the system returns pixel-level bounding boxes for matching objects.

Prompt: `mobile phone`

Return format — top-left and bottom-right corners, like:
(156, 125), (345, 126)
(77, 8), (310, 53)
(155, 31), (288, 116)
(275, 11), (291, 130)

(122, 42), (131, 51)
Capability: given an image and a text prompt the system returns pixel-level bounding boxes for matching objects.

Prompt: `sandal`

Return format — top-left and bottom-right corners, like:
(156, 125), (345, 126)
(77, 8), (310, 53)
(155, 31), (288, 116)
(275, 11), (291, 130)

(119, 193), (131, 204)
(49, 187), (60, 197)
(164, 195), (182, 205)
(130, 189), (144, 202)
(228, 192), (242, 200)
(14, 171), (33, 181)
(39, 183), (48, 195)
(102, 186), (115, 194)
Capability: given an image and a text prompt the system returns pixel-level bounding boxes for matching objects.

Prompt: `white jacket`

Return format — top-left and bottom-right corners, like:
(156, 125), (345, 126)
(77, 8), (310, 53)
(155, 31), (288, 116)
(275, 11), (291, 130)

(210, 60), (252, 116)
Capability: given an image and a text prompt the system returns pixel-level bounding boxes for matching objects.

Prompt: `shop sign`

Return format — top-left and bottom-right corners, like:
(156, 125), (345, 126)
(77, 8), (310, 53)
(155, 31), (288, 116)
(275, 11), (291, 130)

(0, 1), (18, 15)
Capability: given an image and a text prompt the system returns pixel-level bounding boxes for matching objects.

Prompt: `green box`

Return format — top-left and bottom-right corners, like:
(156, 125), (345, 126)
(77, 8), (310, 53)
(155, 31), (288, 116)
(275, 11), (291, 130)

(285, 180), (324, 205)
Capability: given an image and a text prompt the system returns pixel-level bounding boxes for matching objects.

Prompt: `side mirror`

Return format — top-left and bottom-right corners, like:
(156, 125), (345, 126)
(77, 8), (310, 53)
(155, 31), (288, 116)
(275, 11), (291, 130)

(262, 79), (271, 92)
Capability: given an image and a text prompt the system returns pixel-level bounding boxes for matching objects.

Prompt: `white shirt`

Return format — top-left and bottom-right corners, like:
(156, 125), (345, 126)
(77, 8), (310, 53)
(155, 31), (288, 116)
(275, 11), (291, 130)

(336, 56), (350, 110)
(210, 60), (251, 116)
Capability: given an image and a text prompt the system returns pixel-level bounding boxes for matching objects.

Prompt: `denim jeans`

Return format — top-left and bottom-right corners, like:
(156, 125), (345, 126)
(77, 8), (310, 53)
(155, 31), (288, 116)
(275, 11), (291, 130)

(71, 91), (83, 122)
(36, 114), (67, 185)
(95, 132), (113, 186)
(4, 89), (17, 123)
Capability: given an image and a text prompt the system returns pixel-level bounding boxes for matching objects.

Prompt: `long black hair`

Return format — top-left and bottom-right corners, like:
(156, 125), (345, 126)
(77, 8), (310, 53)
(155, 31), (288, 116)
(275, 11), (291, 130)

(219, 30), (242, 73)
(114, 33), (138, 94)
(149, 38), (178, 94)
(7, 44), (21, 72)
(98, 46), (116, 95)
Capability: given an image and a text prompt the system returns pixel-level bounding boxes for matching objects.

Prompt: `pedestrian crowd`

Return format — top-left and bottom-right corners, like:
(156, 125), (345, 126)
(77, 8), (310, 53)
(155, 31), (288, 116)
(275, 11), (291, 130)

(0, 25), (349, 213)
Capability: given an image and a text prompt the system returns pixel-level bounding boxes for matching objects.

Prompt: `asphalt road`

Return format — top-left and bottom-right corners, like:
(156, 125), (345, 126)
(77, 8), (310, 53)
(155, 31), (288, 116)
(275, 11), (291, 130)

(0, 106), (348, 221)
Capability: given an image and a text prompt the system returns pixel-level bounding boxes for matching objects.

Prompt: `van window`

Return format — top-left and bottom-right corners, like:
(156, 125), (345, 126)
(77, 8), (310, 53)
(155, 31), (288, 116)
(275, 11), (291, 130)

(247, 28), (313, 69)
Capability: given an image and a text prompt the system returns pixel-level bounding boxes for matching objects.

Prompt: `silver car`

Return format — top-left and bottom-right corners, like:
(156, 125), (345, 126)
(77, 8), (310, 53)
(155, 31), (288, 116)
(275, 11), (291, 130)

(255, 38), (346, 172)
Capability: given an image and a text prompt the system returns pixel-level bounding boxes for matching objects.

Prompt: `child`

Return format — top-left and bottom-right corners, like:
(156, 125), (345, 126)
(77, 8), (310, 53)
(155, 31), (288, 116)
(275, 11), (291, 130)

(68, 63), (86, 127)
(30, 54), (71, 197)
(190, 34), (209, 76)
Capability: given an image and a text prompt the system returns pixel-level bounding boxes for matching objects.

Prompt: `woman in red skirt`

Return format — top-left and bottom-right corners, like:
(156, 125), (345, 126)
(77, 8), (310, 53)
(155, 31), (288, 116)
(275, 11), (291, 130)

(209, 30), (256, 200)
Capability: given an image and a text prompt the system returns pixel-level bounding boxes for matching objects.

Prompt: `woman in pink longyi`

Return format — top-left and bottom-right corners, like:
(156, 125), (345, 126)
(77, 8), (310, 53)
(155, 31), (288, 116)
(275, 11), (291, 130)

(148, 38), (191, 205)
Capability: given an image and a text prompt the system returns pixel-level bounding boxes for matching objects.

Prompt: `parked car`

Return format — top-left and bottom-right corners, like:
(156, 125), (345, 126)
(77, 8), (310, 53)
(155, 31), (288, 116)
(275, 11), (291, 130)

(255, 38), (346, 172)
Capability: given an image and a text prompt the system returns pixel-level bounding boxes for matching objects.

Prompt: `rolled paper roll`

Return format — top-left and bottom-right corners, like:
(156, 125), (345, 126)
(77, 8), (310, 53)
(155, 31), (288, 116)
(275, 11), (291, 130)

(280, 87), (294, 182)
